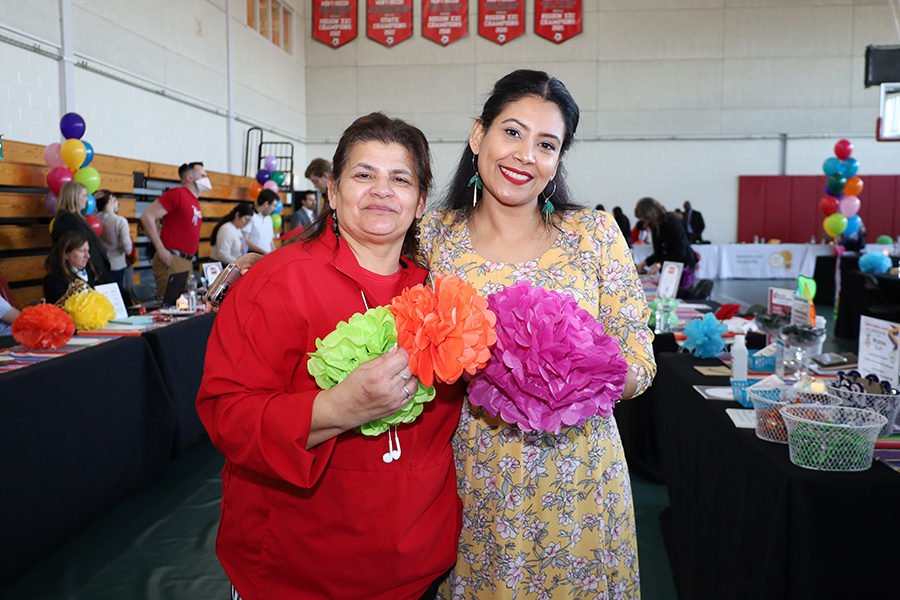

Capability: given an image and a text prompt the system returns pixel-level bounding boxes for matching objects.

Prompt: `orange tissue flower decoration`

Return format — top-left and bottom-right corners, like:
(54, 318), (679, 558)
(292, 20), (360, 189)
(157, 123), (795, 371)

(391, 274), (497, 387)
(11, 303), (75, 349)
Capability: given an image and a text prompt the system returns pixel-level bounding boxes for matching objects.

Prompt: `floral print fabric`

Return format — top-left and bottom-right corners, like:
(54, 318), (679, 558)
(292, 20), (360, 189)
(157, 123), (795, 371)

(420, 209), (656, 600)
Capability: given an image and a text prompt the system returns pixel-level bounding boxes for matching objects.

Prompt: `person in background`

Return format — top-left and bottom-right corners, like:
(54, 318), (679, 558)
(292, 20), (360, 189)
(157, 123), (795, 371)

(52, 181), (111, 278)
(43, 230), (116, 305)
(290, 190), (318, 231)
(0, 294), (19, 339)
(93, 190), (133, 288)
(594, 203), (605, 211)
(632, 219), (650, 245)
(683, 200), (705, 243)
(305, 157), (332, 201)
(613, 206), (632, 248)
(838, 219), (867, 252)
(197, 113), (462, 600)
(210, 204), (253, 265)
(242, 189), (279, 255)
(635, 196), (698, 291)
(139, 161), (208, 298)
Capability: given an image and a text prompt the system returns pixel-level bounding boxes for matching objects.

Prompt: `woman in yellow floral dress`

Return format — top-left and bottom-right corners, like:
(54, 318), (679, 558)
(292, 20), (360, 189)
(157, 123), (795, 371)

(421, 70), (656, 599)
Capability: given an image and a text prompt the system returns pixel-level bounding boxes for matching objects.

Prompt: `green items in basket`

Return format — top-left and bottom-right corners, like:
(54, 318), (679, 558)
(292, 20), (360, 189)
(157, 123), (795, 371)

(307, 306), (436, 436)
(790, 422), (872, 471)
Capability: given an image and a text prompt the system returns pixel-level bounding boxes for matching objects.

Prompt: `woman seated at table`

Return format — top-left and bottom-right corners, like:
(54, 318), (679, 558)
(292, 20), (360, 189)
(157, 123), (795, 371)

(209, 203), (253, 264)
(196, 113), (462, 600)
(52, 181), (112, 280)
(43, 230), (116, 304)
(634, 196), (698, 291)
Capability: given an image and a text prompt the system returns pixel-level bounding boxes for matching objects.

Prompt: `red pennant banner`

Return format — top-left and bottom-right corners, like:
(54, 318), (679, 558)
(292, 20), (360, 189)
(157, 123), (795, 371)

(367, 0), (412, 47)
(313, 0), (358, 48)
(422, 0), (468, 46)
(534, 0), (581, 44)
(478, 0), (524, 45)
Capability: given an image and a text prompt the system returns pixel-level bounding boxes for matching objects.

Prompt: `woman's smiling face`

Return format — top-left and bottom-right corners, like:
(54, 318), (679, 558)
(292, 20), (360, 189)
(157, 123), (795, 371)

(470, 95), (565, 210)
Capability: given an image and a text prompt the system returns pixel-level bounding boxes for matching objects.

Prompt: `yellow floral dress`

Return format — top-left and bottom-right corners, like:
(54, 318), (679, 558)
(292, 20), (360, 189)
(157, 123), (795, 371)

(420, 209), (656, 600)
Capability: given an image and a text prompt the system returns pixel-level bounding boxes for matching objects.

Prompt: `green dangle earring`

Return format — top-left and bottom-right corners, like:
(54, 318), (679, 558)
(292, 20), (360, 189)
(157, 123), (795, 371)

(468, 153), (482, 207)
(541, 179), (557, 224)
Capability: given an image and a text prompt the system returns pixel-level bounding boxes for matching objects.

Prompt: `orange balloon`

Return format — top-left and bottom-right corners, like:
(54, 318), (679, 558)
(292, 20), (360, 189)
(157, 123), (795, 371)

(844, 176), (863, 197)
(249, 181), (263, 200)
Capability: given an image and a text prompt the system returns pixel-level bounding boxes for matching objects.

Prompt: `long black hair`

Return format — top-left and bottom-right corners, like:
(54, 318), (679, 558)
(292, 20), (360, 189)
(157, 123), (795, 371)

(210, 203), (254, 246)
(441, 69), (583, 219)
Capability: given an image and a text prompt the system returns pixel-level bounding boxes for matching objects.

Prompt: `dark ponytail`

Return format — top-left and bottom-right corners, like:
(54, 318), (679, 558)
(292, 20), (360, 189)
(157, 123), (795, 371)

(211, 203), (253, 246)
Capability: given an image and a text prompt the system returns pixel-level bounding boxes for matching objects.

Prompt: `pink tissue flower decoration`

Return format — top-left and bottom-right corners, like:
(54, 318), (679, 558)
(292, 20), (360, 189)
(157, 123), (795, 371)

(467, 280), (628, 434)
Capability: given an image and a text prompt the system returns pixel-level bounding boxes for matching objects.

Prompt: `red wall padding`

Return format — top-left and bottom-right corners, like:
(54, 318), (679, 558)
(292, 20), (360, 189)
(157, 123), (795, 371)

(738, 175), (900, 243)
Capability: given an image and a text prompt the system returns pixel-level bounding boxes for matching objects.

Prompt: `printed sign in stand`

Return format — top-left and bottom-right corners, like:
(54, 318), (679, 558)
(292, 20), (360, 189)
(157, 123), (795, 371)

(367, 0), (412, 47)
(858, 316), (900, 388)
(656, 262), (684, 300)
(422, 0), (468, 46)
(534, 0), (581, 44)
(313, 0), (358, 48)
(478, 0), (524, 45)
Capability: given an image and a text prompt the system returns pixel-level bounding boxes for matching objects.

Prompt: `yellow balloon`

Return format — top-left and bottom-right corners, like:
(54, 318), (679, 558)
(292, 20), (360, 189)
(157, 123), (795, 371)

(61, 138), (86, 171)
(49, 217), (55, 233)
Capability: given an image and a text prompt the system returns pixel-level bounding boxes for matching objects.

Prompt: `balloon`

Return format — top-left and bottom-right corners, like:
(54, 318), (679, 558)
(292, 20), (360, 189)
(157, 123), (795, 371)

(270, 170), (285, 186)
(263, 180), (278, 193)
(61, 138), (87, 171)
(822, 157), (842, 176)
(74, 166), (101, 195)
(271, 213), (283, 230)
(85, 214), (102, 237)
(824, 213), (847, 237)
(44, 191), (59, 216)
(81, 193), (96, 216)
(838, 195), (859, 217)
(826, 174), (846, 196)
(256, 169), (271, 184)
(264, 155), (278, 172)
(843, 215), (862, 236)
(272, 200), (283, 215)
(248, 181), (263, 200)
(876, 235), (893, 244)
(60, 112), (86, 139)
(49, 217), (55, 234)
(47, 166), (74, 195)
(844, 176), (863, 197)
(841, 158), (859, 178)
(44, 143), (66, 170)
(834, 139), (853, 160)
(819, 195), (839, 216)
(81, 141), (94, 168)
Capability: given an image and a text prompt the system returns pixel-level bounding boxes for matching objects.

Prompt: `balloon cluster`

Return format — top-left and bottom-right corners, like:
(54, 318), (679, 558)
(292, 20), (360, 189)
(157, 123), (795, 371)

(819, 139), (863, 239)
(249, 154), (285, 232)
(44, 113), (103, 235)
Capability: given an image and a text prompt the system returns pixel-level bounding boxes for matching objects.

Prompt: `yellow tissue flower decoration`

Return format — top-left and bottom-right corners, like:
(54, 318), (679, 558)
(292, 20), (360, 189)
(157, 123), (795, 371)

(63, 290), (116, 330)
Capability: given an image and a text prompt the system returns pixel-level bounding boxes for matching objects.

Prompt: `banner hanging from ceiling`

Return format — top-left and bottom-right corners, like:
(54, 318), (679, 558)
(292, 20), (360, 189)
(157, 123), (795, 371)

(422, 0), (468, 46)
(367, 0), (413, 47)
(313, 0), (358, 48)
(534, 0), (581, 44)
(478, 0), (524, 45)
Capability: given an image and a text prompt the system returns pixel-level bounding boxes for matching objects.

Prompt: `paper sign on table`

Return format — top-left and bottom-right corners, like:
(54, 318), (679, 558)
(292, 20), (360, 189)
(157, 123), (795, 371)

(694, 365), (733, 377)
(857, 316), (900, 388)
(790, 294), (812, 327)
(656, 261), (683, 299)
(94, 283), (128, 319)
(725, 408), (756, 428)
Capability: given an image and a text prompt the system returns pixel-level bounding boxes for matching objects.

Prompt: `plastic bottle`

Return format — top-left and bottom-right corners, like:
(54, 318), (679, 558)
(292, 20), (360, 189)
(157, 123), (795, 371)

(810, 235), (816, 244)
(654, 303), (665, 335)
(814, 316), (826, 356)
(753, 235), (759, 244)
(187, 274), (198, 312)
(731, 334), (749, 381)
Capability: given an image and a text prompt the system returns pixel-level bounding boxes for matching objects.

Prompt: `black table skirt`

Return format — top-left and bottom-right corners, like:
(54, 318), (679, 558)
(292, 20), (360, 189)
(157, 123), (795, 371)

(652, 353), (900, 600)
(0, 337), (176, 586)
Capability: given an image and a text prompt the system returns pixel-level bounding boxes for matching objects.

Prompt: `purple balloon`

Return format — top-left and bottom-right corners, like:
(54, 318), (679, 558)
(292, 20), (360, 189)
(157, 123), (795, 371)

(256, 169), (271, 184)
(44, 191), (59, 216)
(264, 155), (278, 172)
(60, 112), (86, 140)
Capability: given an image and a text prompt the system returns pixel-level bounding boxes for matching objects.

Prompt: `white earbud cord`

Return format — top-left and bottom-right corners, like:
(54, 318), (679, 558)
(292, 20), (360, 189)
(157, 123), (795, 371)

(361, 290), (403, 464)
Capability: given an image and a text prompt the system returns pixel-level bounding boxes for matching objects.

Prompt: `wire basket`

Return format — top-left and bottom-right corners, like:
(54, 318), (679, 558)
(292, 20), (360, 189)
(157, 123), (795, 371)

(827, 385), (900, 437)
(747, 386), (839, 444)
(748, 350), (776, 372)
(780, 405), (887, 472)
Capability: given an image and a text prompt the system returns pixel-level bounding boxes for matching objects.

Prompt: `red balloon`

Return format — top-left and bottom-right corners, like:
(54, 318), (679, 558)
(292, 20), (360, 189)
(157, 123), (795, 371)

(85, 214), (103, 237)
(47, 166), (74, 196)
(819, 195), (839, 216)
(834, 139), (853, 160)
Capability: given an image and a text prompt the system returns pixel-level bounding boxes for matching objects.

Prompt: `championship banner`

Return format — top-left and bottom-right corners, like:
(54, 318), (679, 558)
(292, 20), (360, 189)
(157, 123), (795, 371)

(422, 0), (468, 46)
(367, 0), (412, 47)
(534, 0), (581, 44)
(313, 0), (358, 48)
(479, 0), (524, 45)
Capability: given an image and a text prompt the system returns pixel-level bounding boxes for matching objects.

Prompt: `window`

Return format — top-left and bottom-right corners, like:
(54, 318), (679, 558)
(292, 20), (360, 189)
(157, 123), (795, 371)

(247, 0), (292, 54)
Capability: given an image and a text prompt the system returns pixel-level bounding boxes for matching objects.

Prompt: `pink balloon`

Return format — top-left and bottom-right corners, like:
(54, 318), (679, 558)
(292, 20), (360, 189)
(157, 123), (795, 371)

(44, 143), (66, 170)
(839, 195), (860, 217)
(263, 180), (279, 193)
(44, 191), (59, 216)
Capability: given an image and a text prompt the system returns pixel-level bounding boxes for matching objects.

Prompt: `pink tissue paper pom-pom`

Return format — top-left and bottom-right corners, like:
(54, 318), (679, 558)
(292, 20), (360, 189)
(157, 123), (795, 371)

(467, 280), (628, 434)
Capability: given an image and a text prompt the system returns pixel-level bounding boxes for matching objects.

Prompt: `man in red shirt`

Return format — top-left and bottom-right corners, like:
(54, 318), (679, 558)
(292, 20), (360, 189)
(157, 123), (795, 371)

(140, 162), (210, 297)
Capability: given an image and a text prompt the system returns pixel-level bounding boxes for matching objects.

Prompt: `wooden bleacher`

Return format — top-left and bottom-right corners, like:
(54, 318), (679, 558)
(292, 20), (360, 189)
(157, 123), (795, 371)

(0, 140), (289, 309)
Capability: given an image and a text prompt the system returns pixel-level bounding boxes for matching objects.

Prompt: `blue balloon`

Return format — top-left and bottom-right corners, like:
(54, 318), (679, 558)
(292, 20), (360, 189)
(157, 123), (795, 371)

(859, 251), (892, 274)
(82, 141), (94, 168)
(60, 112), (86, 139)
(81, 193), (96, 216)
(841, 158), (859, 178)
(256, 169), (271, 185)
(823, 157), (842, 176)
(273, 200), (283, 215)
(843, 214), (861, 236)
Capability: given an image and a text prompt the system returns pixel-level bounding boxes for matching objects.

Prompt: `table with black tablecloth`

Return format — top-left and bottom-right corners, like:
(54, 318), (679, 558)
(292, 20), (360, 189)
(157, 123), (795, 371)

(649, 352), (899, 600)
(835, 270), (900, 339)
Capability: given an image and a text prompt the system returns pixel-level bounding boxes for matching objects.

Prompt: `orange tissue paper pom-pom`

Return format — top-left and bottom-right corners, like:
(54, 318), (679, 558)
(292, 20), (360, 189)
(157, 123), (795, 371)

(11, 303), (75, 349)
(391, 274), (497, 387)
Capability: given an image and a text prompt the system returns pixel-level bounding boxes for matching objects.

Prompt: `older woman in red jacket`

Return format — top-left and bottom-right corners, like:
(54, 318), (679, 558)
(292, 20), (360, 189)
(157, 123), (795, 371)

(197, 113), (462, 600)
